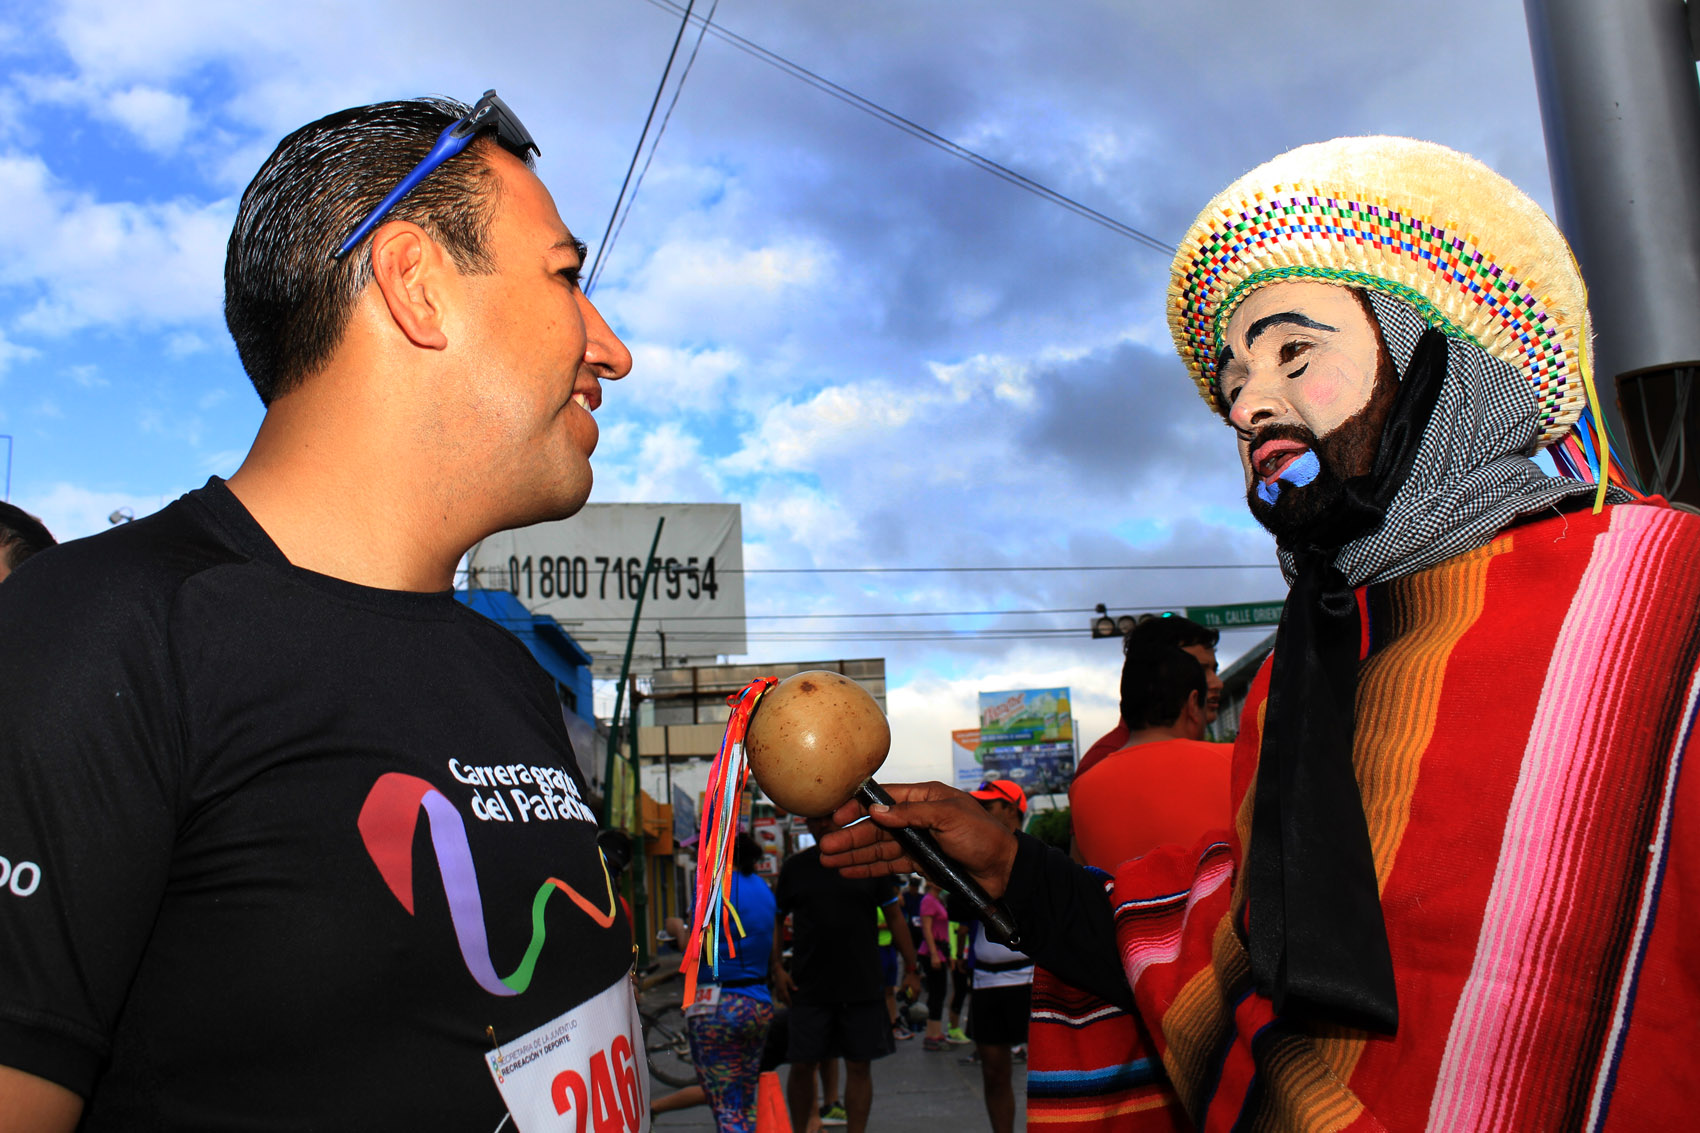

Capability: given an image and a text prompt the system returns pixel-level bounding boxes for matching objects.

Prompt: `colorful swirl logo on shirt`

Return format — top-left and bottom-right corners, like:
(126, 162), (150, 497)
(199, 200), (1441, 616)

(357, 772), (617, 997)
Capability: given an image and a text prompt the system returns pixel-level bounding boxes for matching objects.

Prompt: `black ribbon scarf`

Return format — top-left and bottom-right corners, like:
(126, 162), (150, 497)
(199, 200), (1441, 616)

(1245, 328), (1450, 1035)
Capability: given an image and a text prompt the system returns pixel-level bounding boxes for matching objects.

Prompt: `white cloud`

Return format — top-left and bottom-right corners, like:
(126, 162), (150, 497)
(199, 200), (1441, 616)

(166, 331), (211, 357)
(16, 481), (179, 543)
(592, 419), (726, 504)
(0, 152), (233, 334)
(103, 85), (192, 152)
(611, 235), (835, 342)
(0, 328), (39, 377)
(624, 343), (743, 412)
(743, 484), (860, 556)
(64, 363), (106, 388)
(928, 352), (1039, 407)
(48, 0), (296, 88)
(198, 448), (245, 476)
(138, 406), (204, 448)
(882, 651), (1123, 783)
(724, 382), (918, 475)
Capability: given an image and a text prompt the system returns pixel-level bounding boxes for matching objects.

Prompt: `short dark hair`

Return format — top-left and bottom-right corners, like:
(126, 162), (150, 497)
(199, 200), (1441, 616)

(224, 97), (520, 405)
(733, 833), (761, 875)
(0, 502), (55, 573)
(1119, 641), (1207, 730)
(1123, 612), (1218, 655)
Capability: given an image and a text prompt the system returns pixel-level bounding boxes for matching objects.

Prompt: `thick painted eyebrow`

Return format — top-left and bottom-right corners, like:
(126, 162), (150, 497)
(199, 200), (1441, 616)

(1243, 311), (1336, 349)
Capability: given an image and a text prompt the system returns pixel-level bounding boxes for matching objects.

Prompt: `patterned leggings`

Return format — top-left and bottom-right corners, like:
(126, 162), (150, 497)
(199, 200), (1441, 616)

(685, 992), (774, 1132)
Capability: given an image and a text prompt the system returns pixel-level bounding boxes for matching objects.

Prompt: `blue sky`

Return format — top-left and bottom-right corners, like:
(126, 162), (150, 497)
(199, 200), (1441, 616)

(0, 0), (1556, 777)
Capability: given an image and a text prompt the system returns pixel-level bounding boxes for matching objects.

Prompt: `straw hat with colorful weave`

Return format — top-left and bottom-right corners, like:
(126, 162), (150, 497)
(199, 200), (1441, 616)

(1168, 136), (1593, 450)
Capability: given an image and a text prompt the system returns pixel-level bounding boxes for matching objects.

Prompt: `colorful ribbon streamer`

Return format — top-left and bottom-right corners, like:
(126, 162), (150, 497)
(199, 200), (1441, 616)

(682, 676), (778, 1003)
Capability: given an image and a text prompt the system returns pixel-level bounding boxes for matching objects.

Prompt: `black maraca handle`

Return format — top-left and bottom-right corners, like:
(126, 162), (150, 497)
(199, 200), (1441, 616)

(855, 779), (1021, 947)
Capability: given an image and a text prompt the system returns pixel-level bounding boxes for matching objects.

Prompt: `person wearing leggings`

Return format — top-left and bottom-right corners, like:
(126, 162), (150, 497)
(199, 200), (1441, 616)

(684, 834), (778, 1131)
(917, 882), (954, 1050)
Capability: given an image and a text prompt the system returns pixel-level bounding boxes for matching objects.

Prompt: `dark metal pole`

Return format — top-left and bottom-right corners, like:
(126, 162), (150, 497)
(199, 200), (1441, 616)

(628, 675), (649, 964)
(1524, 0), (1700, 489)
(602, 517), (666, 827)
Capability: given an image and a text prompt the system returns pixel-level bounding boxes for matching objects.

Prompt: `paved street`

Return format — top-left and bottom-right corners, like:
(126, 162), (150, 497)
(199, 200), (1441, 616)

(649, 1029), (1028, 1131)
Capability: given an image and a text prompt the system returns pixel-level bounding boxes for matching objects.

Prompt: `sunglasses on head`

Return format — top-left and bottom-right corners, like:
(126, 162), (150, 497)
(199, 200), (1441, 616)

(332, 89), (540, 261)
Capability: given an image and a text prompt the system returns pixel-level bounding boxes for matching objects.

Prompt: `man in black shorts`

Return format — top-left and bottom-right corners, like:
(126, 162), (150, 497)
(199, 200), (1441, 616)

(964, 781), (1034, 1133)
(774, 818), (921, 1133)
(0, 92), (635, 1130)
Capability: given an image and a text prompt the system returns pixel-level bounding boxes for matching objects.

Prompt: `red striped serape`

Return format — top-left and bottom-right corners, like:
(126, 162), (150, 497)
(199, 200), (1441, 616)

(1106, 502), (1700, 1131)
(1026, 960), (1189, 1131)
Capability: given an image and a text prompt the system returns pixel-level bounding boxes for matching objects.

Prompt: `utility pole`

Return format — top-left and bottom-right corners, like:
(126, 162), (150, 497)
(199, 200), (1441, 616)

(1524, 0), (1700, 504)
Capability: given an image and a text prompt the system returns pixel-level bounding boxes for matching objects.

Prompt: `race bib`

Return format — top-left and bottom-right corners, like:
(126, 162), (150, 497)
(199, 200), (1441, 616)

(487, 976), (649, 1132)
(683, 984), (721, 1018)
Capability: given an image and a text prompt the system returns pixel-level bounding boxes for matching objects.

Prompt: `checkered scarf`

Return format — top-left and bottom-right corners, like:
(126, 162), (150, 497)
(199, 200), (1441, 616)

(1249, 291), (1633, 1032)
(1276, 292), (1629, 587)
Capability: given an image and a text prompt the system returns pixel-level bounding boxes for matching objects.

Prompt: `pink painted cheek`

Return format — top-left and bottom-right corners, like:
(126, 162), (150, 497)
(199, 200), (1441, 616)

(1298, 360), (1371, 433)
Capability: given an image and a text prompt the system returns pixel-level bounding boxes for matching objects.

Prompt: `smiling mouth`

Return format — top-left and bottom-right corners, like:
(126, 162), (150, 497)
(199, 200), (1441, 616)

(571, 389), (600, 413)
(1252, 439), (1310, 484)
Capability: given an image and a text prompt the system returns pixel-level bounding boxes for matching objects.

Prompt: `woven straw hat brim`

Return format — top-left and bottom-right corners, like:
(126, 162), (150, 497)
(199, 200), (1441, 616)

(1167, 136), (1590, 448)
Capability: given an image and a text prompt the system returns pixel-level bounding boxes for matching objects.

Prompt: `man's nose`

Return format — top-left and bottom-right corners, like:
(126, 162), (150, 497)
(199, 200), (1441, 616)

(577, 290), (633, 380)
(1226, 367), (1290, 432)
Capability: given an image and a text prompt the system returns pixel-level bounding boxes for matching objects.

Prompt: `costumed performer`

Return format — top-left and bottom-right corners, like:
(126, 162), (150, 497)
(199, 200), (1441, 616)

(820, 135), (1700, 1131)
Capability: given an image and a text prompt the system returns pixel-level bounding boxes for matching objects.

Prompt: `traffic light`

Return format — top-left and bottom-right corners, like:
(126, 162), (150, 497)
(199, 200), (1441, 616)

(1090, 605), (1139, 638)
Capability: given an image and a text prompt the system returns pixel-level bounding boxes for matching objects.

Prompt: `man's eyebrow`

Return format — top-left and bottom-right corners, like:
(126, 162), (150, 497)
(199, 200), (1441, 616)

(1243, 311), (1336, 349)
(552, 237), (588, 261)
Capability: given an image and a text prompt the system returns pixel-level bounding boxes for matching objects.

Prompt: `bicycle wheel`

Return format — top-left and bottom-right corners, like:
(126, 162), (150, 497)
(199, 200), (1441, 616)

(643, 1005), (696, 1088)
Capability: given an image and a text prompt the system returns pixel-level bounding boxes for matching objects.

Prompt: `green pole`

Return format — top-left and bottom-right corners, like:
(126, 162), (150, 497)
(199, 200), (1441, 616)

(628, 678), (650, 965)
(602, 516), (665, 828)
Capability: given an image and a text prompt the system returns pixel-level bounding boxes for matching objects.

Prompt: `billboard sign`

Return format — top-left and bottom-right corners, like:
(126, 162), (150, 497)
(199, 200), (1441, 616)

(976, 688), (1075, 794)
(470, 503), (746, 671)
(951, 728), (982, 791)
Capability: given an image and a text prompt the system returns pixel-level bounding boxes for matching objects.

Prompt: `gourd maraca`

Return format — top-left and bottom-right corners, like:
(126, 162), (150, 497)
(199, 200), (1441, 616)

(745, 670), (1020, 944)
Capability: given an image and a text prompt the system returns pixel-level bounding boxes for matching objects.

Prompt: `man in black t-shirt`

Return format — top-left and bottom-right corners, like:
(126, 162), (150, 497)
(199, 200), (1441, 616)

(774, 820), (920, 1133)
(0, 92), (634, 1131)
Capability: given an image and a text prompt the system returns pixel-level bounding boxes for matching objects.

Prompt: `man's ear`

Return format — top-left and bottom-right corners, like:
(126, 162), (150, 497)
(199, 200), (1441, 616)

(1185, 689), (1206, 727)
(368, 222), (451, 351)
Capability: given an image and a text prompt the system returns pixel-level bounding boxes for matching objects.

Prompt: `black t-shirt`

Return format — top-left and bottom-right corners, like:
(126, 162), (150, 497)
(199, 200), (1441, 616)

(775, 847), (897, 1004)
(0, 480), (632, 1130)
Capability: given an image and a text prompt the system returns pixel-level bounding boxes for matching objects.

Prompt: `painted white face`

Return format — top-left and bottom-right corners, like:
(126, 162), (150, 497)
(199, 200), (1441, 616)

(1218, 281), (1383, 493)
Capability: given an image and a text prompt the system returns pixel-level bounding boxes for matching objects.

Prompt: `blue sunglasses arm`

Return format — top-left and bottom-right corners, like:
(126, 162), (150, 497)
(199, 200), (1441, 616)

(332, 121), (473, 259)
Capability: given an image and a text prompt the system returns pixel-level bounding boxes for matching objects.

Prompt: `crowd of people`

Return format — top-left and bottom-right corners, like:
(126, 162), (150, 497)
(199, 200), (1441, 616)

(653, 792), (1039, 1133)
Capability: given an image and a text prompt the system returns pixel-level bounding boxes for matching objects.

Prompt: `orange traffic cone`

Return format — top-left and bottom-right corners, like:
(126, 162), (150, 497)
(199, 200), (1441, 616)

(756, 1070), (792, 1133)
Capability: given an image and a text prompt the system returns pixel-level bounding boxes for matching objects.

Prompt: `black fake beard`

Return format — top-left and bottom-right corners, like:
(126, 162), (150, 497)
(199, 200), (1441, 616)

(1244, 396), (1387, 542)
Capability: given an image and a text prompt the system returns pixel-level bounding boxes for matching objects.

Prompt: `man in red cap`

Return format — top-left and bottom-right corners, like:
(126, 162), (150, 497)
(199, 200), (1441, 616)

(961, 780), (1034, 1133)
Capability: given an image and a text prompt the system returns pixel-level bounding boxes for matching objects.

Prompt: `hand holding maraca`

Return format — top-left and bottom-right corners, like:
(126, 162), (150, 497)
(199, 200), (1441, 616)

(743, 671), (1022, 943)
(817, 785), (1018, 901)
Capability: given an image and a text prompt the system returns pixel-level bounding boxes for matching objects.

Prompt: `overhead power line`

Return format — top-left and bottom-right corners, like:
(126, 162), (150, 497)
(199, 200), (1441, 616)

(585, 0), (698, 295)
(592, 0), (721, 292)
(635, 0), (1175, 255)
(725, 563), (1275, 574)
(602, 625), (1269, 645)
(560, 603), (1175, 623)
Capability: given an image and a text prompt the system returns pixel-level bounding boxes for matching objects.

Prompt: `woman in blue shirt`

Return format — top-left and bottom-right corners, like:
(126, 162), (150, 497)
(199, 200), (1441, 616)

(685, 833), (777, 1131)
